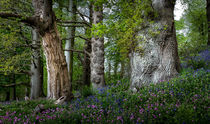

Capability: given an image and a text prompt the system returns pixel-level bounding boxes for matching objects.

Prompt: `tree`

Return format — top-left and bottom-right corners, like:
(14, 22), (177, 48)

(65, 0), (77, 87)
(129, 0), (180, 90)
(0, 0), (73, 100)
(82, 1), (93, 86)
(91, 2), (105, 89)
(30, 29), (43, 99)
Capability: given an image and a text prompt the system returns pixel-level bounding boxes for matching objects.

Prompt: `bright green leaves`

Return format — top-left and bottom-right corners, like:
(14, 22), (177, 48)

(91, 23), (107, 37)
(89, 0), (108, 8)
(104, 0), (153, 59)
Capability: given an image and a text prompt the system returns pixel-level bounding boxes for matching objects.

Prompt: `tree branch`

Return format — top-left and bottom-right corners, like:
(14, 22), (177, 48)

(64, 49), (84, 54)
(76, 35), (92, 43)
(57, 24), (85, 27)
(76, 9), (90, 22)
(84, 50), (91, 57)
(0, 82), (30, 87)
(0, 12), (36, 26)
(56, 19), (91, 27)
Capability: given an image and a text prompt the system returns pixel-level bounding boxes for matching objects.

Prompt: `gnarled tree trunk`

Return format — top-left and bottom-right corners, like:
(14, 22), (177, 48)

(130, 0), (180, 91)
(0, 0), (73, 100)
(42, 26), (72, 100)
(91, 4), (105, 89)
(32, 0), (73, 100)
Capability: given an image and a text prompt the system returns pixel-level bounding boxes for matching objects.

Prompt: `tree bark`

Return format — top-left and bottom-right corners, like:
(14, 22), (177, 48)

(207, 0), (210, 45)
(0, 0), (73, 101)
(91, 4), (105, 89)
(130, 0), (180, 91)
(82, 2), (93, 86)
(65, 0), (77, 86)
(30, 29), (42, 99)
(32, 0), (73, 100)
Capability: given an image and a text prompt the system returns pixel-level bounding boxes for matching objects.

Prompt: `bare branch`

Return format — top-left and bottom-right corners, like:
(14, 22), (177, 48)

(57, 24), (85, 27)
(62, 35), (91, 43)
(76, 9), (90, 22)
(84, 50), (91, 57)
(56, 19), (91, 27)
(64, 49), (84, 54)
(66, 9), (90, 21)
(76, 35), (92, 42)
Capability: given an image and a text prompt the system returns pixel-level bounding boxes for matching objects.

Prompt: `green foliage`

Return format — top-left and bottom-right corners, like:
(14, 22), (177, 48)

(176, 0), (208, 60)
(104, 0), (153, 59)
(79, 85), (94, 98)
(91, 23), (107, 37)
(0, 99), (59, 116)
(1, 68), (209, 123)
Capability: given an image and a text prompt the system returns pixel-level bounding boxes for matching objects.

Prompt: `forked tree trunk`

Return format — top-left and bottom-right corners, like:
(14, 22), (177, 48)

(207, 0), (210, 45)
(32, 0), (73, 100)
(91, 4), (105, 89)
(130, 0), (180, 91)
(30, 29), (42, 99)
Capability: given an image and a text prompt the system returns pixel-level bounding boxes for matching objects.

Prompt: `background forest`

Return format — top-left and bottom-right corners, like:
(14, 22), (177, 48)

(0, 0), (209, 123)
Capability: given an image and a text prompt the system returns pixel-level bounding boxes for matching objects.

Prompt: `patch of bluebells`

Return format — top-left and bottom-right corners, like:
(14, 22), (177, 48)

(181, 48), (210, 69)
(0, 69), (209, 124)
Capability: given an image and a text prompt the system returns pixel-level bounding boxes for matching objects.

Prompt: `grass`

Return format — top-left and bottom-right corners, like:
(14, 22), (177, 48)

(0, 68), (209, 124)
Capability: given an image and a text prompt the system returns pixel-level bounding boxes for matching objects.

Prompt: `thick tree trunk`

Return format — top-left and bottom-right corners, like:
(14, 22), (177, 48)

(91, 4), (105, 89)
(30, 29), (42, 99)
(207, 0), (210, 45)
(43, 25), (73, 100)
(65, 0), (76, 86)
(130, 0), (180, 91)
(83, 3), (93, 86)
(32, 0), (73, 100)
(83, 36), (91, 86)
